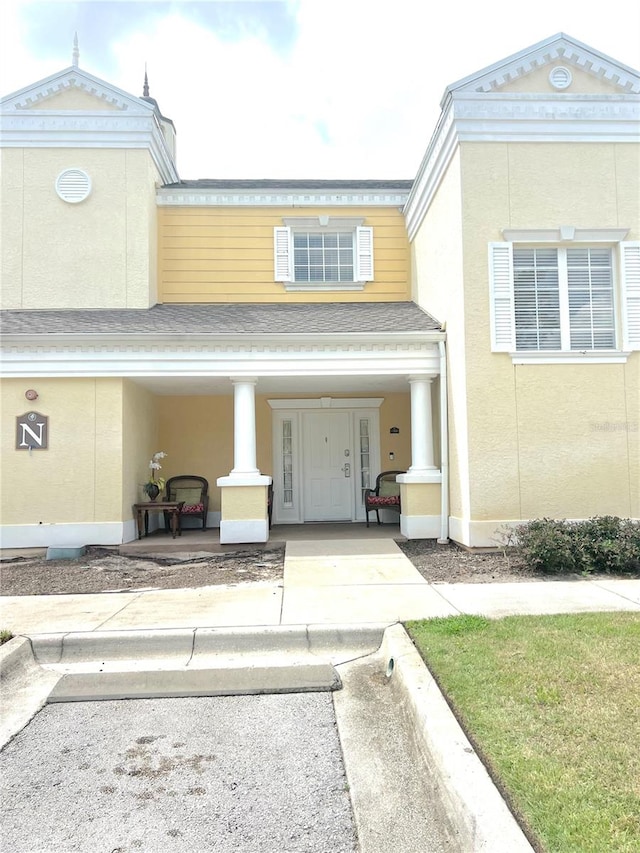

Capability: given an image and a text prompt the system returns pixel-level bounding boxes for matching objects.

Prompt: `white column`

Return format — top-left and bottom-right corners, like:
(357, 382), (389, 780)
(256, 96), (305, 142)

(408, 375), (437, 473)
(231, 378), (259, 475)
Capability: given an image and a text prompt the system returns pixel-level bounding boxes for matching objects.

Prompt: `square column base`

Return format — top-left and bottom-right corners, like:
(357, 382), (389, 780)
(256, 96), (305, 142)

(219, 518), (269, 545)
(400, 514), (441, 539)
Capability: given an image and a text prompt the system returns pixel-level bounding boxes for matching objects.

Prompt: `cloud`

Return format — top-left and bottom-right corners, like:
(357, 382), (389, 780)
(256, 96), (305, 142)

(2, 0), (639, 180)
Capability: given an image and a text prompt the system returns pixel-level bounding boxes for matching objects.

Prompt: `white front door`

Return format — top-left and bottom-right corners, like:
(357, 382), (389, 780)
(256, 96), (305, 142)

(302, 411), (353, 521)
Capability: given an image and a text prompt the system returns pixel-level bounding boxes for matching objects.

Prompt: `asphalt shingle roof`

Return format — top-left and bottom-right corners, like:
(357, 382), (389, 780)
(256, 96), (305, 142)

(162, 179), (413, 191)
(0, 302), (441, 336)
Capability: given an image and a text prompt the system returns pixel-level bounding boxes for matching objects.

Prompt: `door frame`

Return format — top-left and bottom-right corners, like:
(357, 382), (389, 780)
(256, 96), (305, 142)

(269, 397), (382, 524)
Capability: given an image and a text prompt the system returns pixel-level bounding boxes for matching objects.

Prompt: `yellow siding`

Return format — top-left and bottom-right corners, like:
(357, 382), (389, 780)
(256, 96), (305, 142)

(158, 206), (411, 303)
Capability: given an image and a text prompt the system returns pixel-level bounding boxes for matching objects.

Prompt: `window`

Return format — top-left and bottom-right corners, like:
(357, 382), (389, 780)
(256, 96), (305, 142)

(513, 247), (615, 351)
(274, 218), (373, 290)
(489, 239), (640, 359)
(294, 231), (354, 283)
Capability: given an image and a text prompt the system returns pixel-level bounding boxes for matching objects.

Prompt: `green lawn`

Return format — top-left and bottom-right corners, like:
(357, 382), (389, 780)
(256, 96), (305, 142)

(406, 613), (640, 853)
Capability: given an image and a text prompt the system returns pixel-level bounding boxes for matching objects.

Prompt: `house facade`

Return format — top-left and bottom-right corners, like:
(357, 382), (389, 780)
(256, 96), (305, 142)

(1, 33), (638, 549)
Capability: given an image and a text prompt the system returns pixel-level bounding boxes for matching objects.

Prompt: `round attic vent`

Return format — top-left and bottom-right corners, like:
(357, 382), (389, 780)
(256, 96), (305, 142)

(55, 169), (91, 203)
(549, 66), (573, 90)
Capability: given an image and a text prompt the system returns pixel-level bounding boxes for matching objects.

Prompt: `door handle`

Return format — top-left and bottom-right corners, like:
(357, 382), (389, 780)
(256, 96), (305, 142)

(342, 463), (351, 478)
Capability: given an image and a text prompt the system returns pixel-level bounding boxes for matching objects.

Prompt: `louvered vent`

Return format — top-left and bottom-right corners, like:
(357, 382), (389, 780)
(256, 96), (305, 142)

(55, 169), (91, 203)
(549, 66), (572, 90)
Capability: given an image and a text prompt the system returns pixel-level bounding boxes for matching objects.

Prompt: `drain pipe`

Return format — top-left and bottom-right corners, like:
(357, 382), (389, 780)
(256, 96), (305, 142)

(437, 340), (449, 544)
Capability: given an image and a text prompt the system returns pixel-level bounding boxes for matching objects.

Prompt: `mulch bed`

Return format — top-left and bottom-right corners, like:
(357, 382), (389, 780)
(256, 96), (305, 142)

(0, 539), (546, 597)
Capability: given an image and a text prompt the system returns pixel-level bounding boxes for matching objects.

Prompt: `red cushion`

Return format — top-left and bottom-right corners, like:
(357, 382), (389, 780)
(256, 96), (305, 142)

(181, 503), (204, 514)
(367, 495), (400, 507)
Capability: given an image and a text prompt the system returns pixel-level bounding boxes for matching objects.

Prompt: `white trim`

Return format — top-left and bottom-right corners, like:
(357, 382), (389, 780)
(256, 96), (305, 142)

(284, 282), (365, 292)
(158, 190), (409, 207)
(510, 351), (631, 364)
(405, 92), (640, 241)
(268, 397), (384, 409)
(399, 514), (441, 539)
(219, 519), (269, 545)
(0, 339), (443, 380)
(0, 522), (128, 549)
(217, 474), (272, 487)
(446, 516), (619, 549)
(397, 471), (442, 484)
(282, 216), (365, 229)
(443, 33), (640, 97)
(502, 228), (629, 243)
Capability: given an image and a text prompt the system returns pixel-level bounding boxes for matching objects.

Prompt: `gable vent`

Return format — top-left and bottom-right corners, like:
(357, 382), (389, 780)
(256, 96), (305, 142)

(55, 169), (91, 203)
(549, 66), (572, 90)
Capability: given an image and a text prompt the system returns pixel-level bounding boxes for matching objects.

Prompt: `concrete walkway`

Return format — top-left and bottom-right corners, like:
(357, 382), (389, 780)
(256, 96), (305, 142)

(2, 538), (639, 635)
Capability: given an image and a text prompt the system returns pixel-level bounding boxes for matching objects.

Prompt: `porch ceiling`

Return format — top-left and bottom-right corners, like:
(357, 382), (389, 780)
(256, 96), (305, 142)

(132, 373), (412, 396)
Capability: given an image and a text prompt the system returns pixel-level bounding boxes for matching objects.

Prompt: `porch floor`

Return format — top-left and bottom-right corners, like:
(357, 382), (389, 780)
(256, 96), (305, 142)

(120, 522), (404, 555)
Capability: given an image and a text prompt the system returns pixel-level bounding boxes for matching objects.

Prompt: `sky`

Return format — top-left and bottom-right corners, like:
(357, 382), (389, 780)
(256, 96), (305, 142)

(2, 0), (639, 180)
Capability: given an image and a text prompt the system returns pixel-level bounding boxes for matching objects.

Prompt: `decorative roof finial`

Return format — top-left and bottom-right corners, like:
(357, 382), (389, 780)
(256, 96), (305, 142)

(72, 32), (79, 68)
(143, 63), (150, 98)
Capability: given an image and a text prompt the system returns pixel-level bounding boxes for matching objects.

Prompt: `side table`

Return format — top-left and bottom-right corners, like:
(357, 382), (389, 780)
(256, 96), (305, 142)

(134, 501), (184, 539)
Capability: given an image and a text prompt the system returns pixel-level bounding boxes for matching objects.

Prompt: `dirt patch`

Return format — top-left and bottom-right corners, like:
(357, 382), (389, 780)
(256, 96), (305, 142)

(396, 539), (542, 584)
(0, 545), (285, 597)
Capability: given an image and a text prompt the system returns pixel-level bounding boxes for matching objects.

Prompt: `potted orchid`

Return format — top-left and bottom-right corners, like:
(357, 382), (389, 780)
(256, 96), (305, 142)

(143, 451), (167, 501)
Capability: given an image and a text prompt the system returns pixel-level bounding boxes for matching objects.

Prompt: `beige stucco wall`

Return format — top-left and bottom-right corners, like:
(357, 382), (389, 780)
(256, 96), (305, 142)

(29, 89), (123, 110)
(1, 148), (158, 309)
(122, 380), (160, 516)
(411, 151), (466, 516)
(0, 378), (124, 525)
(158, 205), (410, 303)
(458, 141), (639, 523)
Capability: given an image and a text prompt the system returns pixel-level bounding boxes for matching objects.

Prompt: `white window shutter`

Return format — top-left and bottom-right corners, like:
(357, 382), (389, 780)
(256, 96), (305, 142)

(620, 241), (640, 350)
(355, 226), (374, 281)
(274, 226), (292, 281)
(489, 242), (515, 351)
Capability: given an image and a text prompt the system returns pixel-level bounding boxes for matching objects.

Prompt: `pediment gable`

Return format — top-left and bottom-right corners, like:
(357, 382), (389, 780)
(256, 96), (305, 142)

(0, 66), (153, 114)
(444, 33), (640, 103)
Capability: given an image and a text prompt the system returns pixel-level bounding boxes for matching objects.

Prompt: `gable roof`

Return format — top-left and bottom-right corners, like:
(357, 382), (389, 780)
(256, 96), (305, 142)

(442, 32), (640, 102)
(0, 65), (153, 113)
(0, 65), (179, 184)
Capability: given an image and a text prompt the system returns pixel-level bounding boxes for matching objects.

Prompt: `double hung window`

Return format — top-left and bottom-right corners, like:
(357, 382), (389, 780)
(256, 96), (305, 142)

(274, 217), (373, 290)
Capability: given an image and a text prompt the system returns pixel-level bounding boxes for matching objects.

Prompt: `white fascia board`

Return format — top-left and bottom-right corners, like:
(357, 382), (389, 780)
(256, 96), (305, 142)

(404, 102), (458, 242)
(0, 330), (444, 347)
(453, 93), (640, 143)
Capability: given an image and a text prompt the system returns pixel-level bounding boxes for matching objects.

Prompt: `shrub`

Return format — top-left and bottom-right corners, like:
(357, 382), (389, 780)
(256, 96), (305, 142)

(513, 516), (640, 576)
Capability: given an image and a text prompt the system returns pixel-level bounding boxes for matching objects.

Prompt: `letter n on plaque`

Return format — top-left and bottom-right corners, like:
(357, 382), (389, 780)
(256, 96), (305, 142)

(16, 412), (48, 450)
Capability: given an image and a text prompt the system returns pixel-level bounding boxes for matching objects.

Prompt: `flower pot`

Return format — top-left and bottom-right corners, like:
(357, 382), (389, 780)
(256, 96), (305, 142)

(146, 484), (160, 501)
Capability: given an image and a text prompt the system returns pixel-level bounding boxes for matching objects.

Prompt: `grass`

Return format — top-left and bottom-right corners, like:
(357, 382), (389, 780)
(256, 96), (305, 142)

(406, 613), (640, 853)
(0, 629), (14, 645)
